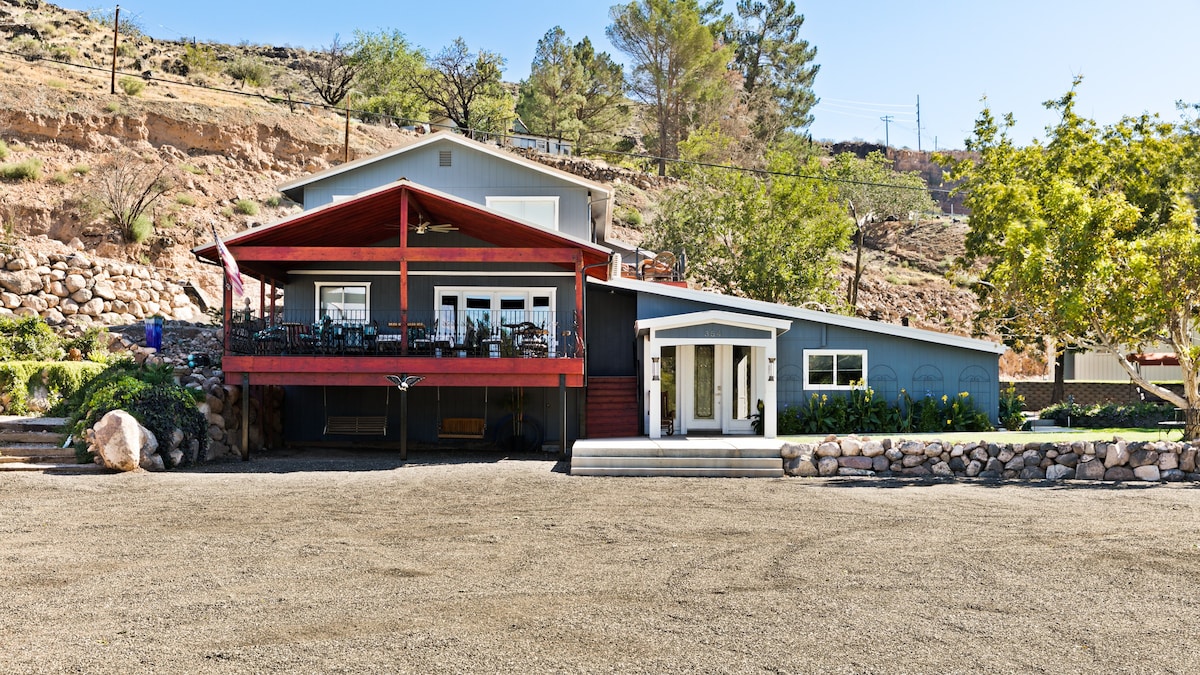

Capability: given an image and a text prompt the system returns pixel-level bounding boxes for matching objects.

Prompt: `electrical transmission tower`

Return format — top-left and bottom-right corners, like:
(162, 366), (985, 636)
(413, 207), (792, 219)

(880, 115), (893, 149)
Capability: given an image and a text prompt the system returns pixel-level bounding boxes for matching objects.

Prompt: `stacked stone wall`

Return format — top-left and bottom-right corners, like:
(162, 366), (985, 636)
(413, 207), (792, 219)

(782, 435), (1200, 482)
(0, 239), (203, 325)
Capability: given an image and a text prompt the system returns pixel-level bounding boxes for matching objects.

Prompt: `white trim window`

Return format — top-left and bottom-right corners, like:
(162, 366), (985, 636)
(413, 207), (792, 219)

(803, 349), (867, 390)
(486, 196), (560, 230)
(316, 282), (371, 322)
(434, 286), (555, 344)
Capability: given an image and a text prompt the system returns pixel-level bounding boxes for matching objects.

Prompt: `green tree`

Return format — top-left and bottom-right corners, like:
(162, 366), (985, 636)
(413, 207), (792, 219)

(947, 81), (1200, 438)
(648, 150), (851, 305)
(517, 27), (586, 143)
(572, 37), (630, 149)
(825, 151), (935, 309)
(518, 30), (631, 150)
(351, 29), (428, 123)
(607, 0), (733, 175)
(409, 38), (512, 137)
(728, 0), (819, 141)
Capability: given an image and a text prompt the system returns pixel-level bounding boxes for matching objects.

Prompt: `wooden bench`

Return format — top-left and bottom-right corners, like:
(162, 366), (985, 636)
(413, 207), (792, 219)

(438, 417), (487, 439)
(324, 416), (388, 436)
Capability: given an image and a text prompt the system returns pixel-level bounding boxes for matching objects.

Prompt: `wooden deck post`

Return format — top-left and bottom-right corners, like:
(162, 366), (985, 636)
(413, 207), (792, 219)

(240, 373), (250, 461)
(400, 388), (408, 461)
(400, 189), (409, 355)
(559, 374), (567, 459)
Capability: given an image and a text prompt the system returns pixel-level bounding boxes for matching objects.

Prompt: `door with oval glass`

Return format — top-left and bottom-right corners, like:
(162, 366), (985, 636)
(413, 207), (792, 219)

(680, 344), (756, 434)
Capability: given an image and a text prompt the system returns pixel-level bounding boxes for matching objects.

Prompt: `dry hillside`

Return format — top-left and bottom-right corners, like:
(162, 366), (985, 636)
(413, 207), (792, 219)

(0, 0), (1037, 377)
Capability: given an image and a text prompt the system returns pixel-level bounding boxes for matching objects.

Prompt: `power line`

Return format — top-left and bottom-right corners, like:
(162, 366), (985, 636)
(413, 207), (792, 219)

(0, 48), (956, 195)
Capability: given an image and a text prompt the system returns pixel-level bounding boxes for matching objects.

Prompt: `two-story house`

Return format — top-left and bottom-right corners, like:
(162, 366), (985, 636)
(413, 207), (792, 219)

(194, 131), (1004, 460)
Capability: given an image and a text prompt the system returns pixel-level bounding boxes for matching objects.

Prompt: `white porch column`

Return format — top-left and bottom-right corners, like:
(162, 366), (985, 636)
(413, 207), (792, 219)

(647, 334), (661, 439)
(764, 340), (778, 438)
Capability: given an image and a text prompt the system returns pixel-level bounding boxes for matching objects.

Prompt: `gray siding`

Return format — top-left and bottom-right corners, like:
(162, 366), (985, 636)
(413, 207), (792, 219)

(302, 142), (595, 240)
(586, 287), (637, 377)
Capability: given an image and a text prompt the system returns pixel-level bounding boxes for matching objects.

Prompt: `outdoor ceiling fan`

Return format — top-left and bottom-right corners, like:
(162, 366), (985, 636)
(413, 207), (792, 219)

(409, 218), (459, 235)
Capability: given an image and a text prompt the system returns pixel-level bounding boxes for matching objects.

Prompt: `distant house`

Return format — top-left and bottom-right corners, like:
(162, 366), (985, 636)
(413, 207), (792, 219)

(194, 131), (1003, 455)
(425, 115), (574, 156)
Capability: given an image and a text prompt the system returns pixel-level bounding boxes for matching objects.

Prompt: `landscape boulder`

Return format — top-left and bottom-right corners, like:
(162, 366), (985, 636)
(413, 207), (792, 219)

(88, 410), (159, 472)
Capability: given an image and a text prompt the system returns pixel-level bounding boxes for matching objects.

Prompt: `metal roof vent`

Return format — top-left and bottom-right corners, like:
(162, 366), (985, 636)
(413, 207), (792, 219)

(439, 150), (452, 167)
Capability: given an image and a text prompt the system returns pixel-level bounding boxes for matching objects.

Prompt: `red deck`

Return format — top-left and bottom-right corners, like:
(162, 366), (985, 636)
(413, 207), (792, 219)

(222, 354), (585, 387)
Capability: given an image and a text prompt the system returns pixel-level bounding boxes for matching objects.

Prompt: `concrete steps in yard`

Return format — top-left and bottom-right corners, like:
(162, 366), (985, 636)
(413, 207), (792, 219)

(0, 417), (100, 474)
(571, 436), (785, 478)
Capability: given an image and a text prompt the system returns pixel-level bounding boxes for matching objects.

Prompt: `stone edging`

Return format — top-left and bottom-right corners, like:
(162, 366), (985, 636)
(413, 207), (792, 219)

(782, 436), (1200, 482)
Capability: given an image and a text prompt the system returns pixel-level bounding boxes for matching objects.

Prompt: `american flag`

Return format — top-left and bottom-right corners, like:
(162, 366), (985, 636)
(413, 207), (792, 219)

(212, 225), (243, 297)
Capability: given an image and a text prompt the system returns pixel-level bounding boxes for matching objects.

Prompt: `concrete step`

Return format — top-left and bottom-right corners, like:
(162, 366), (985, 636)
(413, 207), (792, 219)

(572, 455), (783, 470)
(0, 431), (69, 445)
(1, 449), (78, 463)
(571, 466), (784, 478)
(573, 445), (783, 460)
(0, 461), (103, 474)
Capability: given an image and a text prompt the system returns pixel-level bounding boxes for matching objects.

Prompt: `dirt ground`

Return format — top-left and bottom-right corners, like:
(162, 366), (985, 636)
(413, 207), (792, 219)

(3, 448), (1200, 674)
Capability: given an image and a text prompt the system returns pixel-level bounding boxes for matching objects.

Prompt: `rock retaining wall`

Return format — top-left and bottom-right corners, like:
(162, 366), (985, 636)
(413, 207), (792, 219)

(782, 435), (1200, 482)
(0, 237), (203, 325)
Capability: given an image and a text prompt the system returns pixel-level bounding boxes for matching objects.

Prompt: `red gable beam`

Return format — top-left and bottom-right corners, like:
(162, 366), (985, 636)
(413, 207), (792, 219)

(229, 246), (585, 265)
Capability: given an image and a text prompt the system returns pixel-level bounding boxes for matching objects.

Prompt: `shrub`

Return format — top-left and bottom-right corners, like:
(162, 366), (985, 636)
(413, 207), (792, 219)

(129, 214), (154, 243)
(66, 360), (208, 465)
(998, 383), (1026, 431)
(60, 325), (111, 363)
(182, 44), (218, 74)
(104, 101), (121, 113)
(49, 45), (79, 62)
(233, 198), (258, 215)
(780, 385), (993, 436)
(0, 361), (107, 415)
(265, 195), (282, 208)
(0, 140), (8, 159)
(0, 316), (63, 362)
(226, 56), (272, 87)
(118, 76), (145, 96)
(72, 163), (91, 175)
(0, 159), (43, 182)
(179, 163), (204, 175)
(50, 171), (71, 185)
(1039, 401), (1174, 428)
(174, 193), (196, 206)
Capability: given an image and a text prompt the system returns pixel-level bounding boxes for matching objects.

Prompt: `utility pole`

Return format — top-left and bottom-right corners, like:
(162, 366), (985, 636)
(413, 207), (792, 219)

(916, 96), (922, 152)
(110, 5), (120, 95)
(880, 115), (893, 150)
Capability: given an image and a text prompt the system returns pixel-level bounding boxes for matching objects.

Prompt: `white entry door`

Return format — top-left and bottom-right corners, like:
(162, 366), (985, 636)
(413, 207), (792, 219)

(685, 345), (722, 431)
(678, 345), (757, 434)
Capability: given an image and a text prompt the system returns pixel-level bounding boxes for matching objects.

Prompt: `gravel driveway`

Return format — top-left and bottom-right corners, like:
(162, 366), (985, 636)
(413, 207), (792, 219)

(3, 448), (1199, 673)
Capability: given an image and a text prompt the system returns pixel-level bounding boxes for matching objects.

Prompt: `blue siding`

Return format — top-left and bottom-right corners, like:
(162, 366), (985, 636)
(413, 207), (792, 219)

(635, 292), (1001, 421)
(302, 141), (595, 240)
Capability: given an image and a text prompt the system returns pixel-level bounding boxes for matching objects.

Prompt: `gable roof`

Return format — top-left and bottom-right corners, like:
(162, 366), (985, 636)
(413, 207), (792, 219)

(194, 179), (614, 283)
(597, 277), (1006, 355)
(276, 131), (611, 235)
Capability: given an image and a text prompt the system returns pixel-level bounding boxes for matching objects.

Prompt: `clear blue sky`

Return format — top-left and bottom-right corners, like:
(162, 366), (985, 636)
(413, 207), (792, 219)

(56, 1), (1200, 150)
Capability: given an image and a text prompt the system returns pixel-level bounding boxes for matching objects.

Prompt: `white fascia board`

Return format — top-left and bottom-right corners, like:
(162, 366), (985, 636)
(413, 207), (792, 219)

(634, 310), (792, 335)
(597, 277), (1007, 356)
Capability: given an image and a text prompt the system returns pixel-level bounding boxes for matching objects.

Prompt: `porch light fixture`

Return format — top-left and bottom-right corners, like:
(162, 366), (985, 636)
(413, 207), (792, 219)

(768, 357), (777, 382)
(651, 356), (661, 381)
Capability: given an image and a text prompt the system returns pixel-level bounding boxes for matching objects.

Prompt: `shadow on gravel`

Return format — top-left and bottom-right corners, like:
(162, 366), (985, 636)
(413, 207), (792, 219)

(184, 446), (567, 474)
(805, 477), (1188, 490)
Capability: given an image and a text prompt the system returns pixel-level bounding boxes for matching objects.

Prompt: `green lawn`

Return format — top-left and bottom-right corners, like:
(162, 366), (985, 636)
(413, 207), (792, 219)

(783, 427), (1178, 445)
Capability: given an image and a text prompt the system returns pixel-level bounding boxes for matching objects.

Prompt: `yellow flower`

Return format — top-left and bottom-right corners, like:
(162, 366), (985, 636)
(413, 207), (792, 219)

(946, 419), (952, 425)
(941, 394), (948, 403)
(959, 391), (969, 398)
